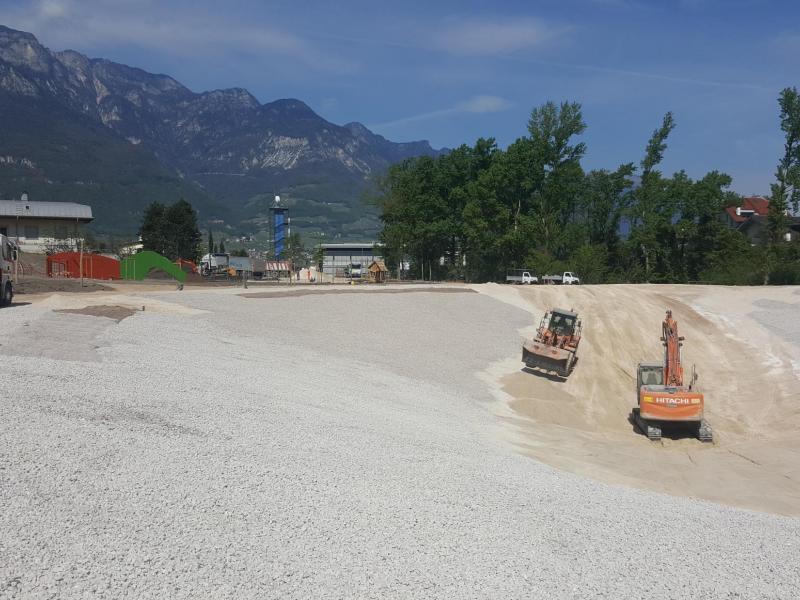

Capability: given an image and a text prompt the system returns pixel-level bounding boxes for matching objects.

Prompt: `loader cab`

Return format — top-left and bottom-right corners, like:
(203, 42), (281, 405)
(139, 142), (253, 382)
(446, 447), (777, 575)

(549, 309), (578, 336)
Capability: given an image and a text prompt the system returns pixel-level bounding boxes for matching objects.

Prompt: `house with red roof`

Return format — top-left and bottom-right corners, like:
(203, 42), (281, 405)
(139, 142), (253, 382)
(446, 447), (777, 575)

(723, 196), (800, 243)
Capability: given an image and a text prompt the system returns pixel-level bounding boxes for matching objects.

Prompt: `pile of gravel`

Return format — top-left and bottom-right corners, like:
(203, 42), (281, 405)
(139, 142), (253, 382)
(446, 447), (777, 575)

(1, 286), (798, 598)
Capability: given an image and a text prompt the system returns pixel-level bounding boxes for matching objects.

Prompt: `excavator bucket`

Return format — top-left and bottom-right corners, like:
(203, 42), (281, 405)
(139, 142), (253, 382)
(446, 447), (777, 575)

(522, 340), (573, 377)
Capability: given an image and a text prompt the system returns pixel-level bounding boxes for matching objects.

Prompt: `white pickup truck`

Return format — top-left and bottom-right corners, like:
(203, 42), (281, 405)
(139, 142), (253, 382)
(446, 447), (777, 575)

(505, 269), (539, 284)
(1, 234), (16, 306)
(542, 271), (581, 285)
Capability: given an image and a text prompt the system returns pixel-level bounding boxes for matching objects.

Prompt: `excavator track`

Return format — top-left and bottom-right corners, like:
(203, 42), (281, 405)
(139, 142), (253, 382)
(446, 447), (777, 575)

(632, 409), (661, 441)
(633, 410), (713, 443)
(698, 420), (714, 443)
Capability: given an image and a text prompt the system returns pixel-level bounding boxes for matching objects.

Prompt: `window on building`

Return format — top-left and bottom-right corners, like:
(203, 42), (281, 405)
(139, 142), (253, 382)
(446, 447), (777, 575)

(24, 225), (39, 239)
(54, 225), (68, 239)
(0, 227), (7, 236)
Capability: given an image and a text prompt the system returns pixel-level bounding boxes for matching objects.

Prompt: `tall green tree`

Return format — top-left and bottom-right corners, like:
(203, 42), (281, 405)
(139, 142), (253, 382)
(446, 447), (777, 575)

(139, 202), (167, 255)
(768, 87), (800, 240)
(285, 232), (307, 267)
(138, 198), (200, 260)
(526, 101), (587, 256)
(764, 87), (800, 283)
(165, 199), (201, 260)
(626, 112), (677, 281)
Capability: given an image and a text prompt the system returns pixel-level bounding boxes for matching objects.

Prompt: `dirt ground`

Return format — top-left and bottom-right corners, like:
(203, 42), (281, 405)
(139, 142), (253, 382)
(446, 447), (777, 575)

(477, 283), (800, 516)
(14, 276), (111, 295)
(54, 305), (138, 322)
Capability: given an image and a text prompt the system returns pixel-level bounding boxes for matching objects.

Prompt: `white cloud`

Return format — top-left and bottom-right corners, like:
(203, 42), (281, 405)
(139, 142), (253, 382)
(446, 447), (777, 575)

(371, 94), (512, 130)
(435, 18), (567, 56)
(456, 95), (513, 113)
(0, 0), (353, 73)
(38, 0), (68, 19)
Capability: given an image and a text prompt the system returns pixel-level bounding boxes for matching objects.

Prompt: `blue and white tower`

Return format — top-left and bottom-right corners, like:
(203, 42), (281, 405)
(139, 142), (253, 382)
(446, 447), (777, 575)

(271, 195), (289, 259)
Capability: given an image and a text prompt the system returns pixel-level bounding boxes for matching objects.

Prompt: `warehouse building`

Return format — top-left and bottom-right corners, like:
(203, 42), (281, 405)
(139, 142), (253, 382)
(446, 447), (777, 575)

(0, 194), (94, 253)
(320, 243), (382, 276)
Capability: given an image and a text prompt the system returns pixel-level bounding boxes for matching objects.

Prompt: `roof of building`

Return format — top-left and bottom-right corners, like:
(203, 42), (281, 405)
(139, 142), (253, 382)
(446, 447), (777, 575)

(320, 243), (381, 250)
(725, 196), (769, 224)
(0, 199), (93, 221)
(264, 261), (292, 271)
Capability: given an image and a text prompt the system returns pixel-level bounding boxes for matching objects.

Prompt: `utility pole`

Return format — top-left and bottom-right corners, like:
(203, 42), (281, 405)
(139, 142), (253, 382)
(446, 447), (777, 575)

(79, 237), (84, 287)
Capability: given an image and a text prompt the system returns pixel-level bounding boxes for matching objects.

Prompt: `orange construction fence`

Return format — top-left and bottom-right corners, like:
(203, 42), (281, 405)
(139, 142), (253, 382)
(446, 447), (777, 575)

(46, 252), (121, 280)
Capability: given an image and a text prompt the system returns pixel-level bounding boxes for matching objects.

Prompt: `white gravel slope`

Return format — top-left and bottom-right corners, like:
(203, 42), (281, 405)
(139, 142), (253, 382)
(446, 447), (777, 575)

(1, 287), (798, 599)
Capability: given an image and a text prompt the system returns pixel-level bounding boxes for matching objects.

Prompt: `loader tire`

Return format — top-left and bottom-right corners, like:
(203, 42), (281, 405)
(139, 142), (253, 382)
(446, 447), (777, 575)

(1, 282), (12, 307)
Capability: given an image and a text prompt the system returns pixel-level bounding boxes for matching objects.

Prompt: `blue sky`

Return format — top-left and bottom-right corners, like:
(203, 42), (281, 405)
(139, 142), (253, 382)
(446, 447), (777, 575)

(0, 0), (795, 194)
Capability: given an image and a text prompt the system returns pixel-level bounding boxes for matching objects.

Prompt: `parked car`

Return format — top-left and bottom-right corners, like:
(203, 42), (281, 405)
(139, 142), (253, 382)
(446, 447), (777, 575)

(346, 263), (363, 279)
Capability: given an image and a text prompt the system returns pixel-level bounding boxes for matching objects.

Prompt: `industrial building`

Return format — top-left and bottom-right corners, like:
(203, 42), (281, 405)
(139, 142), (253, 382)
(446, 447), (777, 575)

(0, 195), (93, 253)
(320, 243), (382, 276)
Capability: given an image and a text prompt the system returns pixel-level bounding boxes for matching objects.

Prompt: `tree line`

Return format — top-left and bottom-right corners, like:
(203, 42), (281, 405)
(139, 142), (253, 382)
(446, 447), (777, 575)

(376, 87), (800, 284)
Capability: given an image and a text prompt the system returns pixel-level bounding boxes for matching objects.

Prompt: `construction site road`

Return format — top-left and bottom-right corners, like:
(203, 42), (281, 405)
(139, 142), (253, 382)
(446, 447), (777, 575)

(0, 284), (798, 599)
(480, 283), (800, 516)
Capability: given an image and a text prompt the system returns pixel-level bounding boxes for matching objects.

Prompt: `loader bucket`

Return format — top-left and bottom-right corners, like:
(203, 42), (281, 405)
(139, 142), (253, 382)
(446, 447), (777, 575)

(522, 341), (573, 377)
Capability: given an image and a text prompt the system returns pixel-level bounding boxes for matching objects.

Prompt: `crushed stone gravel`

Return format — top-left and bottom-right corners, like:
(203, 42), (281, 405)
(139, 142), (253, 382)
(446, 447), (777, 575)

(0, 286), (798, 599)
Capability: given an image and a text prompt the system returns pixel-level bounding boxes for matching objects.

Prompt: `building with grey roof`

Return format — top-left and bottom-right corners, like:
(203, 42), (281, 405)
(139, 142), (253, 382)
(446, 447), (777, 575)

(0, 194), (93, 253)
(320, 242), (382, 276)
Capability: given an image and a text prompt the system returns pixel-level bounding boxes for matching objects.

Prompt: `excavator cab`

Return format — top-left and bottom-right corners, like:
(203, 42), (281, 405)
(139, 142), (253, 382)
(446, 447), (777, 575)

(636, 362), (664, 390)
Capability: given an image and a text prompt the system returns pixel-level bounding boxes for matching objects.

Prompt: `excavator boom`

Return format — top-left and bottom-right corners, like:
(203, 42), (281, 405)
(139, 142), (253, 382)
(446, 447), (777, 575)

(662, 313), (684, 386)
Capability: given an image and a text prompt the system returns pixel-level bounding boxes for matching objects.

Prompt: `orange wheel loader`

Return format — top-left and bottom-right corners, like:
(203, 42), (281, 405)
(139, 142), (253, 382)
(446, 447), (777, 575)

(632, 310), (713, 442)
(522, 308), (581, 378)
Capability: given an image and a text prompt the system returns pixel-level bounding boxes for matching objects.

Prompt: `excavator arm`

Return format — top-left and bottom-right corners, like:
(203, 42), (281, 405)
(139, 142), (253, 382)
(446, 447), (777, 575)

(661, 310), (684, 387)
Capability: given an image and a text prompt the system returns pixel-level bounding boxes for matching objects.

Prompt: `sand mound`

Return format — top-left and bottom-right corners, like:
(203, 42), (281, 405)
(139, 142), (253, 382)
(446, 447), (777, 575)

(476, 283), (800, 515)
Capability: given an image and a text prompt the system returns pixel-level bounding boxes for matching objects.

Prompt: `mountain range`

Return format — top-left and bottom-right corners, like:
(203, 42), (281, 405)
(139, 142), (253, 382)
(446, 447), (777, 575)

(0, 25), (441, 240)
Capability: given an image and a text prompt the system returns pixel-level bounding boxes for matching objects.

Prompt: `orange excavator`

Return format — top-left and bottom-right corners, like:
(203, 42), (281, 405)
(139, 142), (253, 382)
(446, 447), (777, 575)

(632, 310), (713, 442)
(522, 308), (581, 377)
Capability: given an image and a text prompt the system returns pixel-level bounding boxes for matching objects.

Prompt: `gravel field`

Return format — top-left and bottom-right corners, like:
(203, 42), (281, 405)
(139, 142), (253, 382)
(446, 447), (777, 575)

(1, 285), (799, 599)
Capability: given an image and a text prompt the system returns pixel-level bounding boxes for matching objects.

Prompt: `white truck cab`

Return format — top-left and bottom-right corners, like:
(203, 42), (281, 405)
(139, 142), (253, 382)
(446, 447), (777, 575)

(505, 269), (539, 284)
(542, 271), (581, 285)
(1, 234), (16, 306)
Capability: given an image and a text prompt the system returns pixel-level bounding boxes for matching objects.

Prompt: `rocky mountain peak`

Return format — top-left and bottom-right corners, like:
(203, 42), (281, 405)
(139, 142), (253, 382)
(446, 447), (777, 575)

(0, 24), (52, 72)
(0, 24), (442, 237)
